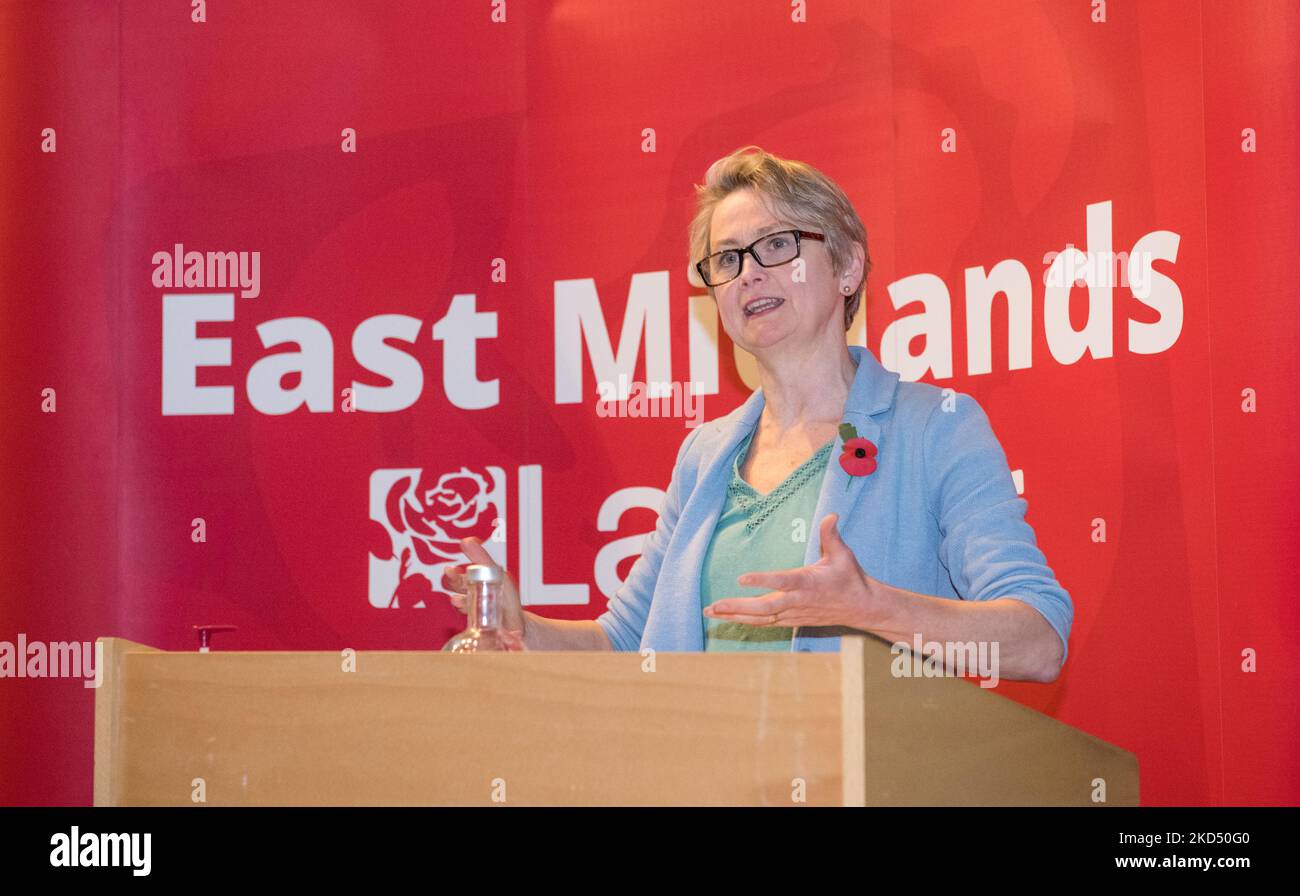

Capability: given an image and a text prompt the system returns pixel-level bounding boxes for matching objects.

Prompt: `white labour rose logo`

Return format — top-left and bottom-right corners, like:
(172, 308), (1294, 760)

(372, 467), (498, 608)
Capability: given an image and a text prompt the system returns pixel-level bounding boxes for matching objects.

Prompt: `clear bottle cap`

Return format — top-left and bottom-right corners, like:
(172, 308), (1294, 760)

(466, 563), (503, 584)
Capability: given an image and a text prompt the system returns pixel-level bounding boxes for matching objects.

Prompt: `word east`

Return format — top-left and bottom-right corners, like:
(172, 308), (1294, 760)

(161, 292), (496, 416)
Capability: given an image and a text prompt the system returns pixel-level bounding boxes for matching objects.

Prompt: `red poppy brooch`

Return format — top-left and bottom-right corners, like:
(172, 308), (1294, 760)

(837, 422), (878, 489)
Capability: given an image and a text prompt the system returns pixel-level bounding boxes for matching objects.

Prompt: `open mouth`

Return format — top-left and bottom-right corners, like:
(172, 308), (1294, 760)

(743, 297), (784, 317)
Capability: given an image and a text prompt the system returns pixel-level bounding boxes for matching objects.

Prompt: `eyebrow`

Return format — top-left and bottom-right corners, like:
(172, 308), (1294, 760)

(714, 223), (787, 250)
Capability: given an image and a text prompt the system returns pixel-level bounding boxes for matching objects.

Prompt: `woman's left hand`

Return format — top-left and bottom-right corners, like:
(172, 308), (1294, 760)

(703, 514), (893, 630)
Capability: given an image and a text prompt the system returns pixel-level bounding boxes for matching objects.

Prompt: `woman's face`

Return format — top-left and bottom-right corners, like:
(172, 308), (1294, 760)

(707, 187), (846, 356)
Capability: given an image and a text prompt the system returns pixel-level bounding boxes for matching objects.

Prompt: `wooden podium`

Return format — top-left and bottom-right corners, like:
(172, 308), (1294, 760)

(94, 634), (1138, 806)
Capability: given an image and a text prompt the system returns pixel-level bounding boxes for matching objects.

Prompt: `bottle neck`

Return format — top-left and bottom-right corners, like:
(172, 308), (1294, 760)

(469, 581), (502, 631)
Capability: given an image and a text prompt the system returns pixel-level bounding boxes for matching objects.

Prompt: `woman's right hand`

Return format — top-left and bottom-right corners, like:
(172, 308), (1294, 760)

(441, 536), (528, 638)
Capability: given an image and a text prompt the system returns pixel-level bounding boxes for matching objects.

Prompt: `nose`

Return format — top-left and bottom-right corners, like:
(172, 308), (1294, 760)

(737, 250), (767, 287)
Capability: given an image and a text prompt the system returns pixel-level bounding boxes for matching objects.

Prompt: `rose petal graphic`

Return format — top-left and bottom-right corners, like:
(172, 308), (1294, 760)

(385, 475), (412, 533)
(410, 535), (440, 566)
(403, 498), (437, 536)
(368, 519), (394, 561)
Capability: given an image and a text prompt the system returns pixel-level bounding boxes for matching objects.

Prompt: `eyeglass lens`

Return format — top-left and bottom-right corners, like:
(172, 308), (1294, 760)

(706, 232), (800, 285)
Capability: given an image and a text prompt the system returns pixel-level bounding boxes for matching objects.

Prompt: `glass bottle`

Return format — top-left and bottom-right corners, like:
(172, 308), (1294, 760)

(442, 564), (511, 652)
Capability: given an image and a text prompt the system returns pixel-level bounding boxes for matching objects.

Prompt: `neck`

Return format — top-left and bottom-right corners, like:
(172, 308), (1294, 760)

(754, 340), (858, 433)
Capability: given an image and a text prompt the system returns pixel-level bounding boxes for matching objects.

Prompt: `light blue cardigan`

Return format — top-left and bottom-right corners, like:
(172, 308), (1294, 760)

(595, 344), (1073, 660)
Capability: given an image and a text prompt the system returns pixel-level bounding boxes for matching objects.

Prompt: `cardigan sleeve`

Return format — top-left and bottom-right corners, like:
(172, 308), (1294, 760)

(595, 424), (706, 651)
(922, 392), (1074, 664)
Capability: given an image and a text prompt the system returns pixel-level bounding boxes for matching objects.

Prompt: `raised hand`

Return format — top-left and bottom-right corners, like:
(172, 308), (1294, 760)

(441, 536), (528, 639)
(703, 514), (887, 631)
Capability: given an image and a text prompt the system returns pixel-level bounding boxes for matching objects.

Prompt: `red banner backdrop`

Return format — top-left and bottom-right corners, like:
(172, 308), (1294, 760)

(1, 0), (1297, 806)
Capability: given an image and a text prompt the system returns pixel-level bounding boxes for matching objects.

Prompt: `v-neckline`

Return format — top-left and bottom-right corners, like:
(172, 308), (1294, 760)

(732, 428), (835, 499)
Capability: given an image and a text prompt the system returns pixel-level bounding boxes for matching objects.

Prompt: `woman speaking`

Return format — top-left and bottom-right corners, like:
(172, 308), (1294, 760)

(446, 146), (1072, 683)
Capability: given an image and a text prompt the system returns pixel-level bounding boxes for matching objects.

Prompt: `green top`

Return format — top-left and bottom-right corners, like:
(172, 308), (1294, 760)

(700, 426), (836, 651)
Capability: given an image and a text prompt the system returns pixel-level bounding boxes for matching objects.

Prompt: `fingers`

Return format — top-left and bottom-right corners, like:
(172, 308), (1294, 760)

(451, 542), (522, 633)
(457, 538), (522, 605)
(460, 536), (495, 567)
(705, 591), (796, 627)
(706, 592), (793, 619)
(819, 514), (845, 556)
(445, 548), (519, 626)
(821, 513), (840, 538)
(705, 609), (788, 627)
(737, 568), (804, 591)
(441, 562), (470, 614)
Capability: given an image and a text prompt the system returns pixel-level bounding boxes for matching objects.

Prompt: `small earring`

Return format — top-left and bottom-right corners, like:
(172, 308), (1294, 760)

(842, 285), (852, 294)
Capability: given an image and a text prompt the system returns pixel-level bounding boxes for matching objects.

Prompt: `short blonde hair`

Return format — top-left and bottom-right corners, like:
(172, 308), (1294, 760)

(689, 146), (870, 330)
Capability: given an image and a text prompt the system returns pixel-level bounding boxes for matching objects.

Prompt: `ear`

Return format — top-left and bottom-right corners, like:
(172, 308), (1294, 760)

(840, 242), (866, 293)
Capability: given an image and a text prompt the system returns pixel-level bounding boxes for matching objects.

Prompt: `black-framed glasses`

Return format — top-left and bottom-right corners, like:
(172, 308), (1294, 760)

(695, 229), (825, 287)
